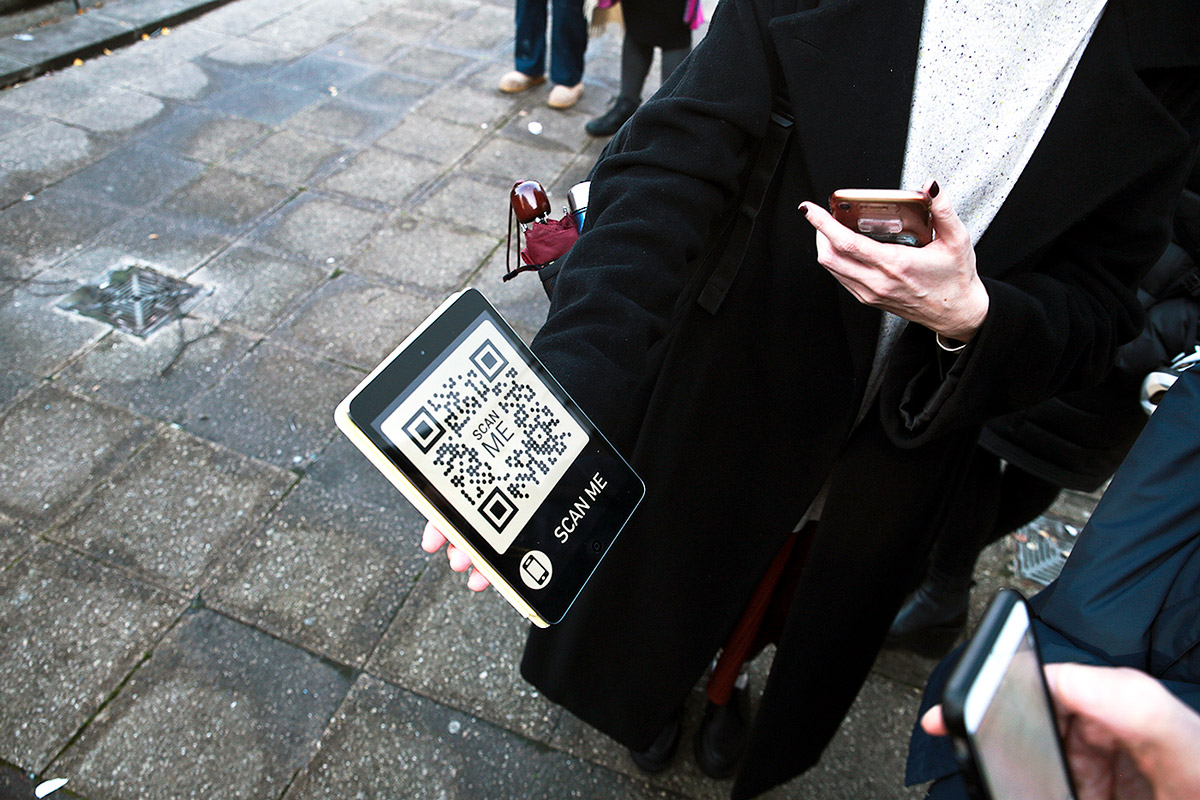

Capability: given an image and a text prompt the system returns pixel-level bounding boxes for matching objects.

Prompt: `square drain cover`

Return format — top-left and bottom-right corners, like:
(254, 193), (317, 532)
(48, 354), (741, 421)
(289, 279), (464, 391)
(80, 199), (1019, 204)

(1012, 515), (1079, 587)
(59, 265), (205, 337)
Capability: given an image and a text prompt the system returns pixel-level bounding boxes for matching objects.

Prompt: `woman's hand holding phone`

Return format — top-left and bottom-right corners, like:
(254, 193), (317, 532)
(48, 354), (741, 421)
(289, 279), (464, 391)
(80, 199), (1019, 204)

(800, 179), (990, 344)
(422, 520), (492, 592)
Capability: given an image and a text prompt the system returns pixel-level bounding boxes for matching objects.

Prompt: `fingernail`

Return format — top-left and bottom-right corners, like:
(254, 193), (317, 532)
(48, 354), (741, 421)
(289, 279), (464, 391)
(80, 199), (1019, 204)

(928, 181), (940, 198)
(800, 202), (812, 218)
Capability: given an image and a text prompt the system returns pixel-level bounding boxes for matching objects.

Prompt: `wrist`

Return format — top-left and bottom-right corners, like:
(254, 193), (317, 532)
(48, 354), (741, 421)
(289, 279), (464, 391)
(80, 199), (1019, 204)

(938, 280), (990, 343)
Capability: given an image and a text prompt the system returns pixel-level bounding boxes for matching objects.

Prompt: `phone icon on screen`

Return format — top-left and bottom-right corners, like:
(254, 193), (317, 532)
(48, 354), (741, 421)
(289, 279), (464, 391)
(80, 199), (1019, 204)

(520, 551), (552, 589)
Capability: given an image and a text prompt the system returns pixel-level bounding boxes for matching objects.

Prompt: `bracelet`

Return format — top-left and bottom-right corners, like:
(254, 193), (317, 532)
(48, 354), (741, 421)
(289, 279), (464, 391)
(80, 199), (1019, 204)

(936, 333), (967, 353)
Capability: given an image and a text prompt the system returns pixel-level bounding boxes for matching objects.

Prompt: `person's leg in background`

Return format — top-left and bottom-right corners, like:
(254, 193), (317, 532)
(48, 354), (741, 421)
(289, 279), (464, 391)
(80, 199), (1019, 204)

(501, 0), (550, 92)
(886, 449), (1004, 657)
(587, 34), (691, 136)
(587, 36), (651, 135)
(888, 453), (1064, 657)
(545, 0), (588, 108)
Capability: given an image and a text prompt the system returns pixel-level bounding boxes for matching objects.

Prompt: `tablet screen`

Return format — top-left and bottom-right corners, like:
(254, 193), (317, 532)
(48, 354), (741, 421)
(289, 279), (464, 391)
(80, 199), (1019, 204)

(379, 318), (587, 555)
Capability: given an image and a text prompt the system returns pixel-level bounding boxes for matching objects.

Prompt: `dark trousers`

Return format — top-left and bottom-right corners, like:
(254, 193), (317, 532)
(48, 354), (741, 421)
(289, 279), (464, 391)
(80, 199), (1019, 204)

(513, 0), (587, 86)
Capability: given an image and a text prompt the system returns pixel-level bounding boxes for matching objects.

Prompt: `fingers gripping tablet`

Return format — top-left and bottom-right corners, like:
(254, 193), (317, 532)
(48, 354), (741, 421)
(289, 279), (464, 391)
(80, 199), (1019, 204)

(335, 289), (644, 627)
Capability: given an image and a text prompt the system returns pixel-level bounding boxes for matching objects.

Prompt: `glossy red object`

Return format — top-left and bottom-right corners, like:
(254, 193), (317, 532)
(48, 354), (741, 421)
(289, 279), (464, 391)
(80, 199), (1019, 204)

(511, 180), (551, 224)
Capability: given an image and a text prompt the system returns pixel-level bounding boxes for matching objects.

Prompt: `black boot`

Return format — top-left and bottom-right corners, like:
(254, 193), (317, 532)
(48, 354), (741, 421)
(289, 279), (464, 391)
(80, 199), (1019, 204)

(586, 95), (640, 137)
(885, 579), (970, 659)
(694, 685), (749, 779)
(629, 708), (682, 774)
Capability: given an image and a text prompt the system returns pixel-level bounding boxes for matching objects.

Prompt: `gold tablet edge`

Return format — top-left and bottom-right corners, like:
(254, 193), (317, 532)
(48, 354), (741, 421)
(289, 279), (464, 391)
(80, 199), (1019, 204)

(333, 402), (551, 628)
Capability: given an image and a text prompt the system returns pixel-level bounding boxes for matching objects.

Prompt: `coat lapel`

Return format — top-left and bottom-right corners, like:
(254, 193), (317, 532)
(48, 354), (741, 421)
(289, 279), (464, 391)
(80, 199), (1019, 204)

(975, 0), (1195, 277)
(768, 0), (924, 201)
(767, 0), (924, 391)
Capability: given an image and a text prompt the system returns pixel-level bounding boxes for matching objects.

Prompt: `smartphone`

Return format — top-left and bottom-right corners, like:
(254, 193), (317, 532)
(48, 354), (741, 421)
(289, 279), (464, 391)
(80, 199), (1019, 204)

(828, 189), (933, 246)
(942, 589), (1077, 800)
(335, 289), (644, 627)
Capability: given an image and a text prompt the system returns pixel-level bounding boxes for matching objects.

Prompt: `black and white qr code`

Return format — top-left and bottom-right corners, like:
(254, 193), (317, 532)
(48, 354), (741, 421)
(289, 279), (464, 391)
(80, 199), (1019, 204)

(382, 321), (585, 554)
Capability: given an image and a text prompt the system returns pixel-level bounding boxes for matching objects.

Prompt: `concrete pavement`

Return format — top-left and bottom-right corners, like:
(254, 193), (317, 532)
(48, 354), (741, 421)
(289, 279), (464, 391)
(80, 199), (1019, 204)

(0, 1), (1099, 798)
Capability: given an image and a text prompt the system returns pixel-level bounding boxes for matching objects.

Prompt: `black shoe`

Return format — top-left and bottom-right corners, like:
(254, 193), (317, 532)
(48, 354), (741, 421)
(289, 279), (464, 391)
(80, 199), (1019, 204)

(586, 95), (640, 137)
(629, 709), (682, 774)
(884, 580), (970, 659)
(694, 687), (749, 779)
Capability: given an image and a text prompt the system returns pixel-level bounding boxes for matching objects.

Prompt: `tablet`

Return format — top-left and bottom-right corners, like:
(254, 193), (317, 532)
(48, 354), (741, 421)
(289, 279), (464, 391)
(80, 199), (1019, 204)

(335, 289), (644, 627)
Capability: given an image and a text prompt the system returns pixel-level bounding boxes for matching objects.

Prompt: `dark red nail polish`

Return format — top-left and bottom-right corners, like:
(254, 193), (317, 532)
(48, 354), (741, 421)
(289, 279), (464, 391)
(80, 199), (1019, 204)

(929, 181), (940, 198)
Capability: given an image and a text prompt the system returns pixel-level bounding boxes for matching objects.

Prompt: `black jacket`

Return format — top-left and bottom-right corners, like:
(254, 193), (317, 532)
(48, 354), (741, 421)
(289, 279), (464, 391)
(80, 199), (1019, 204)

(907, 367), (1200, 797)
(522, 1), (1200, 797)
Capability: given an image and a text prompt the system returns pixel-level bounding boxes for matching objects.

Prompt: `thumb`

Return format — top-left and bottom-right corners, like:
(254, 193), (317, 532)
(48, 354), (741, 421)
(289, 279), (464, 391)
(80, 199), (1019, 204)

(923, 179), (969, 246)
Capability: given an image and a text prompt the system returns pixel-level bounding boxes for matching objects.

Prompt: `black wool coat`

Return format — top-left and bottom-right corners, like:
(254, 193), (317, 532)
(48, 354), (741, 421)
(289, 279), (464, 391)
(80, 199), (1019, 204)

(522, 1), (1200, 797)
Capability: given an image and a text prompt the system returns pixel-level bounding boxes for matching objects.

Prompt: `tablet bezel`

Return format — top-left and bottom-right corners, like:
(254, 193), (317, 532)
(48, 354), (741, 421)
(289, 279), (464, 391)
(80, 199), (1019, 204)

(340, 289), (643, 625)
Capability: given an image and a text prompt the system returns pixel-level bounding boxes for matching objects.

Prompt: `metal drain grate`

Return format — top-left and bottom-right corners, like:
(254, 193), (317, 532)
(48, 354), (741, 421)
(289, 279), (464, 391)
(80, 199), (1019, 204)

(58, 265), (204, 337)
(1012, 515), (1080, 587)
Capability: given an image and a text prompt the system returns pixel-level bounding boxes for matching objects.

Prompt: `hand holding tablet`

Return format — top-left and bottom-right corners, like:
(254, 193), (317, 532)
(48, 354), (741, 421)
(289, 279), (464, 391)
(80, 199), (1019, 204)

(336, 289), (643, 626)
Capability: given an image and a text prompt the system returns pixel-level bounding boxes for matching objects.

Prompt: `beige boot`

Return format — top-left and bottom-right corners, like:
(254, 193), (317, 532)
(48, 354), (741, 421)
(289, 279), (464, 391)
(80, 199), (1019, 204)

(547, 83), (584, 109)
(498, 70), (546, 93)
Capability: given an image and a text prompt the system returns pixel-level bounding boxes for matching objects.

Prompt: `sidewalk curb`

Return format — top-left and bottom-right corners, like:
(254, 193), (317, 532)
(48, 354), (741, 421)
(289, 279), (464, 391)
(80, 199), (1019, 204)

(0, 0), (233, 89)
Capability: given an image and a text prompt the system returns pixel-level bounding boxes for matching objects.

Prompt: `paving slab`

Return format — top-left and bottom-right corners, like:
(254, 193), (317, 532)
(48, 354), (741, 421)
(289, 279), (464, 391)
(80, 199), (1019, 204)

(205, 479), (428, 666)
(418, 82), (520, 131)
(252, 193), (385, 265)
(319, 27), (411, 65)
(431, 3), (513, 54)
(0, 120), (115, 208)
(242, 14), (342, 54)
(340, 69), (432, 109)
(367, 554), (563, 742)
(188, 245), (329, 333)
(0, 386), (154, 526)
(56, 210), (233, 282)
(270, 51), (372, 93)
(205, 78), (328, 126)
(51, 609), (353, 800)
(292, 0), (376, 28)
(0, 543), (186, 772)
(49, 424), (294, 594)
(56, 320), (257, 423)
(301, 432), (410, 509)
(223, 128), (347, 186)
(385, 44), (474, 81)
(51, 84), (168, 134)
(52, 141), (206, 210)
(276, 273), (431, 369)
(318, 146), (443, 206)
(283, 91), (413, 145)
(374, 111), (483, 163)
(0, 510), (33, 568)
(284, 674), (671, 800)
(181, 340), (359, 468)
(468, 247), (551, 340)
(347, 215), (497, 292)
(141, 102), (272, 163)
(0, 187), (127, 280)
(414, 173), (512, 237)
(0, 281), (106, 376)
(461, 134), (577, 186)
(159, 166), (293, 231)
(0, 367), (36, 415)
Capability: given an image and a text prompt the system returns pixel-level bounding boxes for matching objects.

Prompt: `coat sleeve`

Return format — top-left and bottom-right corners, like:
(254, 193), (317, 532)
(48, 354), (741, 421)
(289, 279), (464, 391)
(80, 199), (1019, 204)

(529, 0), (786, 437)
(1026, 367), (1200, 685)
(881, 74), (1200, 447)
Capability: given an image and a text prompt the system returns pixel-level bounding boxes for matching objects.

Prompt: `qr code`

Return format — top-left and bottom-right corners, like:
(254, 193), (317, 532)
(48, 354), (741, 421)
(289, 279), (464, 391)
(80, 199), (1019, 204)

(383, 322), (585, 552)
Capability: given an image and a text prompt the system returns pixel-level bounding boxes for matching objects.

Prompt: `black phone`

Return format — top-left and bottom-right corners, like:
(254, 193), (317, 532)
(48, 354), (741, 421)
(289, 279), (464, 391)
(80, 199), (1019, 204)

(941, 589), (1077, 800)
(335, 289), (644, 627)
